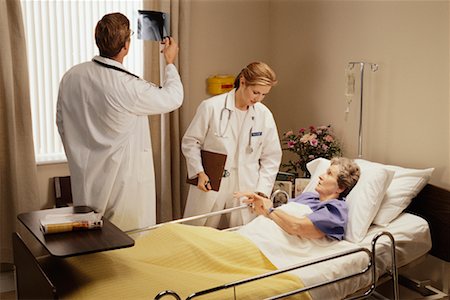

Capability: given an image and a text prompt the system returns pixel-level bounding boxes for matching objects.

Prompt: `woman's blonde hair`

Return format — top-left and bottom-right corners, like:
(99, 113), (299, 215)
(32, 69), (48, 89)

(234, 62), (278, 89)
(331, 157), (360, 198)
(95, 13), (131, 58)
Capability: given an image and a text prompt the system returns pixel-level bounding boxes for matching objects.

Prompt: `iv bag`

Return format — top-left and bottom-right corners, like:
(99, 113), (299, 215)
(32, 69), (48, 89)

(345, 68), (355, 98)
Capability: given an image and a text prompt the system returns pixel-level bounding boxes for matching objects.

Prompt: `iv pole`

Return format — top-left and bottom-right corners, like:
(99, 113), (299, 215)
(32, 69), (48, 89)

(347, 61), (378, 158)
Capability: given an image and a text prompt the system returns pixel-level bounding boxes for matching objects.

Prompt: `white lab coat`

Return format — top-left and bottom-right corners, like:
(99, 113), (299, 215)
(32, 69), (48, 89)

(57, 55), (183, 231)
(182, 89), (282, 226)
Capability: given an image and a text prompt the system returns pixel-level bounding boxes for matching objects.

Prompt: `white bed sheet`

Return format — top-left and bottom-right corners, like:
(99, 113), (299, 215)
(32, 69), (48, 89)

(237, 204), (431, 300)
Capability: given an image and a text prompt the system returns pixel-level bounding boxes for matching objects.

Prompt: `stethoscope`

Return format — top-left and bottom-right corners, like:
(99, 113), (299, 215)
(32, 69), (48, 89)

(92, 58), (161, 88)
(217, 93), (255, 153)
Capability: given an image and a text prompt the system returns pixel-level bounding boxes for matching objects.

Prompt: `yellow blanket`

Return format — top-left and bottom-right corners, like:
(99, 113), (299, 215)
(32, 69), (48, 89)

(52, 224), (311, 300)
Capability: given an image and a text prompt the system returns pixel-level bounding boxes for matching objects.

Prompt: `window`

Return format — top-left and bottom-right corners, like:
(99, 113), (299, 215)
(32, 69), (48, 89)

(20, 0), (144, 164)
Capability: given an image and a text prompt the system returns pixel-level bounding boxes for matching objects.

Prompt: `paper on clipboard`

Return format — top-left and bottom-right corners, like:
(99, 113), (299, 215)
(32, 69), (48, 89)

(186, 150), (227, 192)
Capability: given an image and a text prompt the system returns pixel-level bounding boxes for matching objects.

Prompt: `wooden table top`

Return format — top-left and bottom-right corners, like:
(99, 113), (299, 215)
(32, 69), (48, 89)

(18, 206), (135, 258)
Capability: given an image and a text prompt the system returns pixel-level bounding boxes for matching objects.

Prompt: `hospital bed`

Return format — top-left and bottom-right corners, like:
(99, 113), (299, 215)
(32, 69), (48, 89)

(12, 183), (449, 300)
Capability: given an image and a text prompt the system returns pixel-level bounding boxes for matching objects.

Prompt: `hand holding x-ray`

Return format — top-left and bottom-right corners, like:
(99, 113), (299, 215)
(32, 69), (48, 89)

(161, 37), (178, 65)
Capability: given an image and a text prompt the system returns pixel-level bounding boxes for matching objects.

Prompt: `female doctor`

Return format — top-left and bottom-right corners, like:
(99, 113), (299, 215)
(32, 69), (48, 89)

(182, 62), (282, 228)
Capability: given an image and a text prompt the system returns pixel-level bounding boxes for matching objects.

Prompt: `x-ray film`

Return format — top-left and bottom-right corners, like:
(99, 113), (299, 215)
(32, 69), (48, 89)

(137, 10), (170, 41)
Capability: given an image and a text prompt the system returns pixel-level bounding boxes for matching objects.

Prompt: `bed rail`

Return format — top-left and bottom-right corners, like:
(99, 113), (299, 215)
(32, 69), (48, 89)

(129, 189), (288, 235)
(345, 231), (399, 300)
(126, 204), (249, 235)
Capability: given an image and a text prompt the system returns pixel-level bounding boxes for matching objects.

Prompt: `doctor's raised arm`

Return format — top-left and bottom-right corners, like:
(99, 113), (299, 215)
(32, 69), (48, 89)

(182, 62), (281, 229)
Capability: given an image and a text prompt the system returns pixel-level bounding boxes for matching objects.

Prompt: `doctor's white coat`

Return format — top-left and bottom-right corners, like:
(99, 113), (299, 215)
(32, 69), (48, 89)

(57, 56), (183, 231)
(182, 89), (282, 224)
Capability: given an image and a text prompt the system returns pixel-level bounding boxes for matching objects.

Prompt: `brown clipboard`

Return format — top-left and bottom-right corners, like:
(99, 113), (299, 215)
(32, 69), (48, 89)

(186, 150), (227, 192)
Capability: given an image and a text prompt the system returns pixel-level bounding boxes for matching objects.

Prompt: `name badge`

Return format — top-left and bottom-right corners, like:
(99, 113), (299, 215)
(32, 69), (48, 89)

(251, 131), (262, 137)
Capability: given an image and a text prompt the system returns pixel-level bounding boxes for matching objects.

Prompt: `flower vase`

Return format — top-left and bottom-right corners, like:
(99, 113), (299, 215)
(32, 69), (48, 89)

(294, 177), (311, 197)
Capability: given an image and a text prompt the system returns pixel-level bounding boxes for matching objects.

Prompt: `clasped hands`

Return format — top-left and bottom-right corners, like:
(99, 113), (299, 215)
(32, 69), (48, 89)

(234, 192), (273, 217)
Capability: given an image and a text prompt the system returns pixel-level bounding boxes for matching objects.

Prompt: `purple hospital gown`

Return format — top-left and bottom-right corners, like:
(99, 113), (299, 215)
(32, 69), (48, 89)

(289, 192), (348, 240)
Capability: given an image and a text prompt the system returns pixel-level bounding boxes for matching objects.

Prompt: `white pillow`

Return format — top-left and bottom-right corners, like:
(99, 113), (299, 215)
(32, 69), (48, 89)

(355, 159), (434, 226)
(302, 158), (394, 243)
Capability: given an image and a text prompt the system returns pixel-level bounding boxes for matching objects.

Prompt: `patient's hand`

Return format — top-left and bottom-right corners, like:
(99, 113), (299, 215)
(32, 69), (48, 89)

(234, 192), (273, 216)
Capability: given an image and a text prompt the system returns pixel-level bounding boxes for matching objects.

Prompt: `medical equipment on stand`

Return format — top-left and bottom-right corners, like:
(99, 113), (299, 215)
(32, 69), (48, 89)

(344, 66), (356, 118)
(346, 61), (379, 158)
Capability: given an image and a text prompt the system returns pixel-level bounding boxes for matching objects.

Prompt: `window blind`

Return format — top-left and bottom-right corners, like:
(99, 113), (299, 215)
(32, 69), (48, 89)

(20, 0), (144, 164)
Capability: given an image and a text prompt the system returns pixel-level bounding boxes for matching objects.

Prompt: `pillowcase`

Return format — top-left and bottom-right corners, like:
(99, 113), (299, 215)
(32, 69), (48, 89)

(354, 159), (434, 226)
(302, 158), (394, 243)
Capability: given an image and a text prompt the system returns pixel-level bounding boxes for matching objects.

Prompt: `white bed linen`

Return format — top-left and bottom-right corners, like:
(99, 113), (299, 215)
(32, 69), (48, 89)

(237, 203), (431, 300)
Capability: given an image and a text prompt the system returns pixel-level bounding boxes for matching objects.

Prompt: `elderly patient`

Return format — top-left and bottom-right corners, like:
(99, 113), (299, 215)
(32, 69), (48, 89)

(237, 157), (360, 240)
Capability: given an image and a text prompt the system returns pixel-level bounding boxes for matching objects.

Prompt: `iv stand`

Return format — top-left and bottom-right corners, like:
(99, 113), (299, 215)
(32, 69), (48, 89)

(347, 61), (378, 158)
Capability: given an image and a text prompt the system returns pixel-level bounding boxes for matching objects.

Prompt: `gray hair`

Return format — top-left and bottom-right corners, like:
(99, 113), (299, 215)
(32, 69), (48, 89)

(331, 157), (360, 198)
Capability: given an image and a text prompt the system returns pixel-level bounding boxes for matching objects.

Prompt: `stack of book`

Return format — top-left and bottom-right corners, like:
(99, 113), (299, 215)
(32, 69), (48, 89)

(40, 211), (103, 234)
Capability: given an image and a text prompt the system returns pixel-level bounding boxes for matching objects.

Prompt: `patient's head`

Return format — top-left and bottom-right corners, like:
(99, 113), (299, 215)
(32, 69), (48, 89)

(315, 157), (360, 200)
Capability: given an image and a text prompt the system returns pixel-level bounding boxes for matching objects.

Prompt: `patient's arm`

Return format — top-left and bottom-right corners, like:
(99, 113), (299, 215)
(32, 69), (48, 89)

(235, 191), (325, 239)
(268, 210), (326, 239)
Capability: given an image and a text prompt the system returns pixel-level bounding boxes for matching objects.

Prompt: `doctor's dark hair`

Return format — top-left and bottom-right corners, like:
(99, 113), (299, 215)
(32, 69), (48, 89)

(234, 62), (278, 89)
(95, 13), (131, 58)
(331, 157), (360, 198)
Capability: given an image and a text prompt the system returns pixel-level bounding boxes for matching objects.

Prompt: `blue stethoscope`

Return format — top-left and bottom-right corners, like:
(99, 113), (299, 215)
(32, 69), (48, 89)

(217, 93), (255, 153)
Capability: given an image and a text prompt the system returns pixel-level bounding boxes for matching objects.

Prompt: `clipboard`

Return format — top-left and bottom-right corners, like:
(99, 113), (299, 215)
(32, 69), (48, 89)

(186, 150), (227, 192)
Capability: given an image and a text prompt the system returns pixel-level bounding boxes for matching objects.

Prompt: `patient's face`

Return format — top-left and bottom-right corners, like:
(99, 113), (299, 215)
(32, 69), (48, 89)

(315, 165), (341, 199)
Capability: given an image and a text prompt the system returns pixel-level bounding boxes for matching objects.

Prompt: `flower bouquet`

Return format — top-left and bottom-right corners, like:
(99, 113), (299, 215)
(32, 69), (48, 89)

(281, 125), (342, 177)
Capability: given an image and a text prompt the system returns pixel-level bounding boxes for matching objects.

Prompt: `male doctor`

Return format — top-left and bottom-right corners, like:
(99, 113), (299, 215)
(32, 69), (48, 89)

(182, 62), (281, 228)
(57, 13), (183, 231)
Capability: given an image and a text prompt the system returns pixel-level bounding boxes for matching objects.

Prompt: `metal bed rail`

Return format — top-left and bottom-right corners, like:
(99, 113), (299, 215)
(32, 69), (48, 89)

(127, 189), (288, 235)
(126, 204), (249, 235)
(135, 205), (399, 300)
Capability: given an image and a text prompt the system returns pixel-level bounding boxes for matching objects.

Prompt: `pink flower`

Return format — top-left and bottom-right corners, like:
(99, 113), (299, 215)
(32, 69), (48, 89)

(324, 135), (334, 142)
(280, 124), (341, 176)
(285, 130), (293, 137)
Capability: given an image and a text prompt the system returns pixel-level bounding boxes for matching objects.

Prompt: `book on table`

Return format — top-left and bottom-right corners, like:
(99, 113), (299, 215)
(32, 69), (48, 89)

(40, 211), (103, 234)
